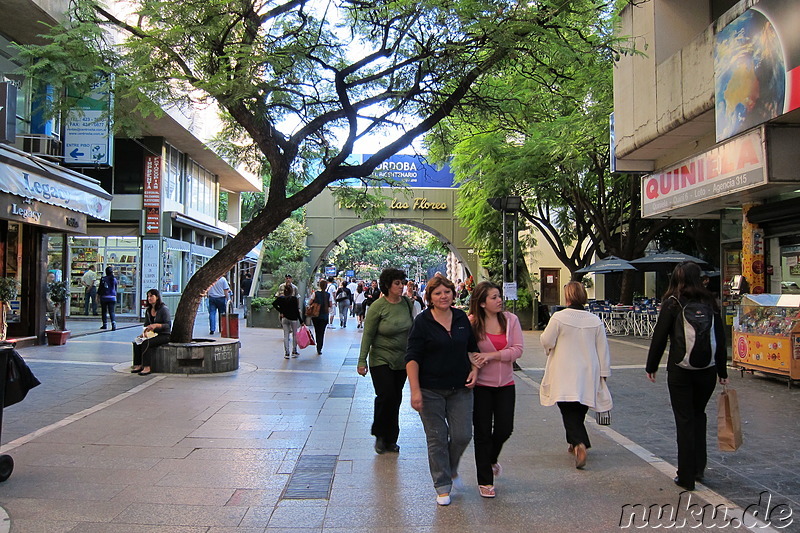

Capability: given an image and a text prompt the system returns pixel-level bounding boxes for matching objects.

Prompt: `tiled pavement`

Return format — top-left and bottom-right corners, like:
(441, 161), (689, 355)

(0, 314), (797, 532)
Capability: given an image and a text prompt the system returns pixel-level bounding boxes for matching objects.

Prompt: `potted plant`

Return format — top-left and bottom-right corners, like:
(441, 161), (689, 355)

(0, 277), (19, 342)
(248, 296), (281, 329)
(46, 280), (71, 345)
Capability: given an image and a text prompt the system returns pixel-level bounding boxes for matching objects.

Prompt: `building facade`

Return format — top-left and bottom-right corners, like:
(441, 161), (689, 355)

(1, 0), (260, 344)
(613, 0), (800, 322)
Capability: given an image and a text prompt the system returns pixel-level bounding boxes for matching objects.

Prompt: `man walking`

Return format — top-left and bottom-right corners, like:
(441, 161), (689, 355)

(82, 265), (98, 316)
(241, 272), (253, 318)
(207, 275), (231, 335)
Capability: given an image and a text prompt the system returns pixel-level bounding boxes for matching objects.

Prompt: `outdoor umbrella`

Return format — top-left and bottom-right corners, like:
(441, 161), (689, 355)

(575, 256), (637, 274)
(629, 250), (710, 270)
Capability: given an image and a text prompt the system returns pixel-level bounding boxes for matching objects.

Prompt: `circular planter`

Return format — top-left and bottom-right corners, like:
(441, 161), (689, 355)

(151, 337), (239, 374)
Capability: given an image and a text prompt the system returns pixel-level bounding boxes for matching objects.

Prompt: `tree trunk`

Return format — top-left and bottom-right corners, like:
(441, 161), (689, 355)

(619, 270), (635, 305)
(170, 205), (292, 342)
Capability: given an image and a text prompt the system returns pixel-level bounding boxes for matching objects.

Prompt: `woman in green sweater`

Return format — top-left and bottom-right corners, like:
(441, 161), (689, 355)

(358, 268), (417, 454)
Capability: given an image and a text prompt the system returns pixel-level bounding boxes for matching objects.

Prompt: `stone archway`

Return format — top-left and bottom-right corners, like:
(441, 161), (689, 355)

(305, 187), (477, 282)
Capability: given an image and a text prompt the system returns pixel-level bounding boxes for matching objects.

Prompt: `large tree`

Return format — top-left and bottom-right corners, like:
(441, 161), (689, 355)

(427, 4), (670, 303)
(21, 0), (634, 340)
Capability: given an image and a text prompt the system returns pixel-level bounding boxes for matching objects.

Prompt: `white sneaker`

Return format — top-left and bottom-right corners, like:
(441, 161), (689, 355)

(436, 494), (451, 506)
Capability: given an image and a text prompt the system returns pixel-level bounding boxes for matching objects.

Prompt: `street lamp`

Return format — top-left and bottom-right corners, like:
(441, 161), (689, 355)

(487, 196), (522, 312)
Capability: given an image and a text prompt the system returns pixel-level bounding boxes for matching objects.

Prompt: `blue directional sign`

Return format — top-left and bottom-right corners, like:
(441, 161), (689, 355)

(325, 265), (337, 277)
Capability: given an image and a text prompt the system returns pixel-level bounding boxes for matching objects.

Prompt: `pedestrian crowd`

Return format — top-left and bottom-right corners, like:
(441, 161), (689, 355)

(350, 261), (726, 506)
(115, 261), (726, 507)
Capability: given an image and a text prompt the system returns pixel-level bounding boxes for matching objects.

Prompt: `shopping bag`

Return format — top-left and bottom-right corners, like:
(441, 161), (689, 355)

(717, 386), (742, 451)
(595, 411), (612, 425)
(297, 324), (315, 349)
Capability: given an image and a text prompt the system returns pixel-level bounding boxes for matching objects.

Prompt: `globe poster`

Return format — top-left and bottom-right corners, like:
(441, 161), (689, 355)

(715, 0), (800, 142)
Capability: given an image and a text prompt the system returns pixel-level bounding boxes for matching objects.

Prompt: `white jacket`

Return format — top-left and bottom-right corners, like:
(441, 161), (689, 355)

(539, 308), (612, 411)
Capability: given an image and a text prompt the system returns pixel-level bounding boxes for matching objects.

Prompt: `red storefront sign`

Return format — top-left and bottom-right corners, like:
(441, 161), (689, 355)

(143, 156), (161, 234)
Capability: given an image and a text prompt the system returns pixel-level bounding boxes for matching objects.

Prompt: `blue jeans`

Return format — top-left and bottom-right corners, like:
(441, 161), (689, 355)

(84, 286), (97, 315)
(208, 296), (227, 333)
(418, 387), (474, 495)
(101, 300), (116, 327)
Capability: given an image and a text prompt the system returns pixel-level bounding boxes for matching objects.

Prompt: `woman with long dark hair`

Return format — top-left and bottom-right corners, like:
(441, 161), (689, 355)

(131, 289), (172, 376)
(468, 281), (523, 498)
(646, 261), (728, 490)
(308, 279), (331, 355)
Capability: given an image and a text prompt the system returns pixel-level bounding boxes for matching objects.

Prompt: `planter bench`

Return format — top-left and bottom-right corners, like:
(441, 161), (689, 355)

(150, 337), (240, 374)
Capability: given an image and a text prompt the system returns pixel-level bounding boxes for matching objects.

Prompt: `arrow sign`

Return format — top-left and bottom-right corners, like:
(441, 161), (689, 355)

(70, 148), (85, 158)
(146, 224), (158, 231)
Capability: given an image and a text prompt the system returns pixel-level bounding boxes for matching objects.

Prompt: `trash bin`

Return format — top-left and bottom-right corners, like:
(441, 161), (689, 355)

(220, 313), (239, 338)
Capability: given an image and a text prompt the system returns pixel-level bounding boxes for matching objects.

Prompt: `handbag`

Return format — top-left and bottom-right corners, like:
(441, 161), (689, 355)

(595, 410), (612, 425)
(306, 301), (320, 318)
(4, 349), (41, 408)
(297, 324), (315, 349)
(717, 386), (743, 451)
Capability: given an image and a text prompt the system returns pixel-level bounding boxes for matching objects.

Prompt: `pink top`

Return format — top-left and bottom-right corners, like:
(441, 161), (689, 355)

(474, 311), (524, 388)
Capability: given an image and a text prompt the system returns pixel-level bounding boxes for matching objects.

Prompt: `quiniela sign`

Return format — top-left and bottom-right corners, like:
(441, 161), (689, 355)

(641, 129), (766, 217)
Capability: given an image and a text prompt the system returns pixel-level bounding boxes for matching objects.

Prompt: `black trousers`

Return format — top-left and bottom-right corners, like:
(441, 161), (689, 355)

(667, 367), (717, 487)
(369, 364), (407, 445)
(473, 384), (515, 485)
(557, 402), (591, 449)
(311, 317), (327, 353)
(132, 334), (171, 368)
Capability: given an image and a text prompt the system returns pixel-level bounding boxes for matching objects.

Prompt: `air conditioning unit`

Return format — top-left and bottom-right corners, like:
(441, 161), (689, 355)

(22, 134), (63, 159)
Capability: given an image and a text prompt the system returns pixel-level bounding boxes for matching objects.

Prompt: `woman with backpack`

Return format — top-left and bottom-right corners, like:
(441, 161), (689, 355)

(98, 266), (118, 331)
(646, 261), (728, 491)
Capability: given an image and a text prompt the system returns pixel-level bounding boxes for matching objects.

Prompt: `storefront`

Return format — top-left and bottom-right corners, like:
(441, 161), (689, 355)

(67, 232), (140, 317)
(0, 143), (111, 345)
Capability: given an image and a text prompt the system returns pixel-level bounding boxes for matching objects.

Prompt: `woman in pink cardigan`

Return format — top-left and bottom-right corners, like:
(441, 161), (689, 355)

(468, 281), (524, 498)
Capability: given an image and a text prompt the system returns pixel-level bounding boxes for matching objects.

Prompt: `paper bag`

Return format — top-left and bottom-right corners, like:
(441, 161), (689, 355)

(717, 386), (742, 452)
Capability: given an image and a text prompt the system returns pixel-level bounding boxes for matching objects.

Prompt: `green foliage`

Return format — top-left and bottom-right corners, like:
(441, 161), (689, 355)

(425, 1), (670, 303)
(17, 0), (644, 340)
(327, 224), (448, 282)
(250, 297), (272, 311)
(0, 278), (19, 303)
(47, 281), (70, 303)
(260, 218), (311, 295)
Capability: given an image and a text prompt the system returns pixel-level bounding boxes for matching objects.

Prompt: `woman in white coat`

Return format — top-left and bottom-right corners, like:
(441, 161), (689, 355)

(539, 281), (612, 469)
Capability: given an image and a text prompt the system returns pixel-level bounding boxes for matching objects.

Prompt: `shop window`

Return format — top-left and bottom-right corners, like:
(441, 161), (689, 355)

(68, 236), (141, 316)
(3, 222), (22, 324)
(162, 249), (183, 293)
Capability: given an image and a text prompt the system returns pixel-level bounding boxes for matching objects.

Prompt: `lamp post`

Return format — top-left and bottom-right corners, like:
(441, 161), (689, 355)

(487, 196), (522, 313)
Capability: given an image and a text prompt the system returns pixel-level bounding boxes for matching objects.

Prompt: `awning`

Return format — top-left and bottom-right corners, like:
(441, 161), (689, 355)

(170, 212), (227, 237)
(163, 237), (191, 252)
(241, 243), (261, 262)
(190, 243), (218, 258)
(0, 143), (112, 220)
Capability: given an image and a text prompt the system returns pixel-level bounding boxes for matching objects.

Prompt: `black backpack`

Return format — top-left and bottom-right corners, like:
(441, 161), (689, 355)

(670, 296), (716, 370)
(97, 276), (109, 296)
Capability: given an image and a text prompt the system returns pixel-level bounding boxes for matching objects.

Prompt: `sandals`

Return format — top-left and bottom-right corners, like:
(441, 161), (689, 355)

(479, 485), (496, 498)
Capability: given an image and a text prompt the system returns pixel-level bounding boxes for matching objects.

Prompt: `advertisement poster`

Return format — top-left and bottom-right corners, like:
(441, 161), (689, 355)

(63, 79), (114, 165)
(715, 0), (800, 141)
